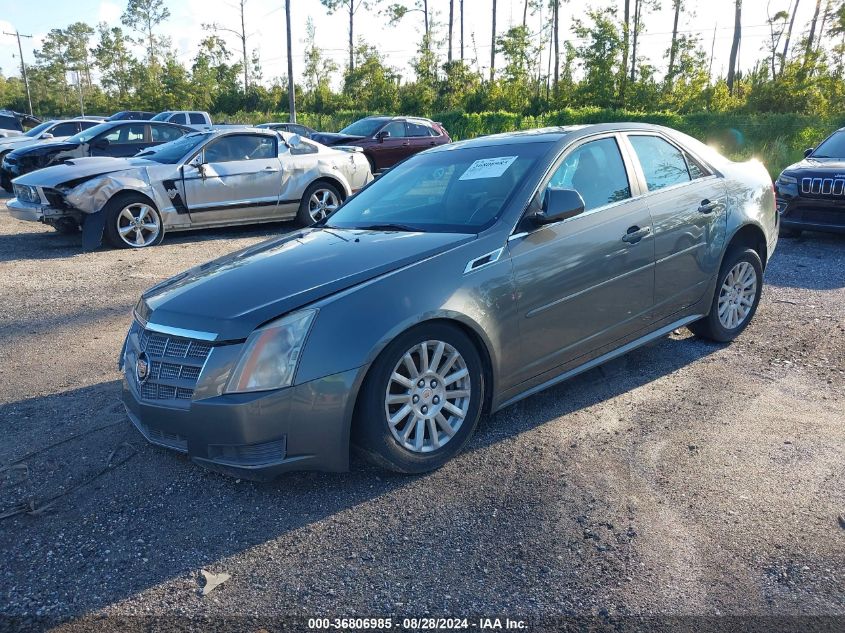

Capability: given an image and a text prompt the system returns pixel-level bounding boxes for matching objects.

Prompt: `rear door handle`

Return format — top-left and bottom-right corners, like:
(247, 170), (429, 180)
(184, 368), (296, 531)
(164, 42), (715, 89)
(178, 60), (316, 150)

(622, 225), (651, 244)
(698, 199), (718, 213)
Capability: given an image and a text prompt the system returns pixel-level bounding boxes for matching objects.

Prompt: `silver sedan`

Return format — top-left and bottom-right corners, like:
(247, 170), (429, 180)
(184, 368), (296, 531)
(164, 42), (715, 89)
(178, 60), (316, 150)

(7, 128), (373, 249)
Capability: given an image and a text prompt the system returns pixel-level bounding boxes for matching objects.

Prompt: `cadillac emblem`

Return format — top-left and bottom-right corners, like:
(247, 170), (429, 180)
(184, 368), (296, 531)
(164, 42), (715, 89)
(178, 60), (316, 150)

(136, 352), (150, 384)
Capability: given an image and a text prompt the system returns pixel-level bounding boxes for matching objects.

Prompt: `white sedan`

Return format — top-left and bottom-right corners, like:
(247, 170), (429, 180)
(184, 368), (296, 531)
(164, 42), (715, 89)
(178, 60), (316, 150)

(7, 128), (373, 249)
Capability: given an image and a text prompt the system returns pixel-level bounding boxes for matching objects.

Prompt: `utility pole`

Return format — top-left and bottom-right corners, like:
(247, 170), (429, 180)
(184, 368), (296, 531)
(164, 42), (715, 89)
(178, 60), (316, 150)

(70, 69), (85, 116)
(285, 0), (296, 123)
(3, 30), (33, 116)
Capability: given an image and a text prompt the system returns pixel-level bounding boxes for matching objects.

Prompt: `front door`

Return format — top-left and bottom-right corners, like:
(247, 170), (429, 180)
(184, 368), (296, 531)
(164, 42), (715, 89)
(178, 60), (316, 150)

(373, 120), (411, 169)
(183, 133), (282, 224)
(90, 122), (148, 157)
(507, 135), (656, 384)
(622, 133), (727, 318)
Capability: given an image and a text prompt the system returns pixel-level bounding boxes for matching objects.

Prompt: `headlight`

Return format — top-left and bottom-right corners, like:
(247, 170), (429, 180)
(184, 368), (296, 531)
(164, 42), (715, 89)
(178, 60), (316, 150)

(13, 183), (40, 204)
(225, 309), (317, 394)
(777, 174), (797, 186)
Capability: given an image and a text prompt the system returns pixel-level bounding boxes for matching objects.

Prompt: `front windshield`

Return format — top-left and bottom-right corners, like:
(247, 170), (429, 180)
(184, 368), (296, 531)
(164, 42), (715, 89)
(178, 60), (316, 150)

(339, 118), (389, 137)
(25, 121), (55, 137)
(811, 131), (845, 158)
(326, 143), (549, 233)
(151, 112), (171, 121)
(135, 132), (211, 164)
(67, 122), (114, 144)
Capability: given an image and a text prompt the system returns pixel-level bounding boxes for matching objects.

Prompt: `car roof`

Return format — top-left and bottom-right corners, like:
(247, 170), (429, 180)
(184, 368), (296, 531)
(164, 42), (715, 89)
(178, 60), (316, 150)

(436, 122), (688, 150)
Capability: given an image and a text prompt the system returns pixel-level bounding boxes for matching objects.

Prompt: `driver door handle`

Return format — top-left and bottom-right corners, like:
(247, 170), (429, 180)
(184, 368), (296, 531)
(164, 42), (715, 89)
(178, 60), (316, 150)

(622, 225), (651, 244)
(698, 199), (718, 213)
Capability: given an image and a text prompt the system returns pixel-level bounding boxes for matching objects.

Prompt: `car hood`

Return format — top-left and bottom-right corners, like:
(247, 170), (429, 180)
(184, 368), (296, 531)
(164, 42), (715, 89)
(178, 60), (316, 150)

(0, 135), (65, 151)
(784, 157), (845, 173)
(311, 132), (366, 146)
(13, 156), (157, 187)
(137, 228), (475, 341)
(11, 140), (79, 158)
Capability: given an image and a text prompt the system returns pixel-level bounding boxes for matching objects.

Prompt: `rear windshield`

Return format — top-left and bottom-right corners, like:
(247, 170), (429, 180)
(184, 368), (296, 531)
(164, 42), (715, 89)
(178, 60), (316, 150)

(0, 114), (22, 132)
(326, 142), (550, 233)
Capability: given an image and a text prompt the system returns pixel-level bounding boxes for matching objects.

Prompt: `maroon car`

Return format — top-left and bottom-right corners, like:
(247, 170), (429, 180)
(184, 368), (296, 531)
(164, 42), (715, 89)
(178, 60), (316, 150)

(311, 116), (451, 172)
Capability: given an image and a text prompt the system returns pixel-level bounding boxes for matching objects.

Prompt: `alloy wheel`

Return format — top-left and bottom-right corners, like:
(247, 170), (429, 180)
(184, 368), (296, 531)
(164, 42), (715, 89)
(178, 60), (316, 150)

(307, 188), (340, 222)
(384, 340), (472, 453)
(116, 203), (160, 248)
(717, 261), (758, 330)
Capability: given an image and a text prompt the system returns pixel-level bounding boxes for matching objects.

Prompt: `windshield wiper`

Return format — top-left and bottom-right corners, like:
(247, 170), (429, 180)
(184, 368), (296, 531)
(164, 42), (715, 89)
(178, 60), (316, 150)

(352, 223), (421, 232)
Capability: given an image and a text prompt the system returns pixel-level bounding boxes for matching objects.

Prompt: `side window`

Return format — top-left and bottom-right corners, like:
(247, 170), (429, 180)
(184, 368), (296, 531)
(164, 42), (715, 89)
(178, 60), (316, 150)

(685, 152), (709, 179)
(80, 121), (100, 130)
(628, 135), (691, 191)
(170, 113), (187, 125)
(189, 113), (206, 125)
(547, 137), (632, 211)
(51, 122), (79, 136)
(292, 125), (309, 137)
(204, 134), (276, 163)
(382, 121), (407, 138)
(290, 140), (318, 156)
(102, 123), (146, 144)
(151, 124), (184, 143)
(406, 121), (434, 137)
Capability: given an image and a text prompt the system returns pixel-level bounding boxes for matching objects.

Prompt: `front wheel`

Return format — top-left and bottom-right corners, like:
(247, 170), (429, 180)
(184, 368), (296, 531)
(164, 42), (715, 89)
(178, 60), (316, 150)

(354, 323), (485, 474)
(103, 193), (164, 249)
(688, 247), (763, 342)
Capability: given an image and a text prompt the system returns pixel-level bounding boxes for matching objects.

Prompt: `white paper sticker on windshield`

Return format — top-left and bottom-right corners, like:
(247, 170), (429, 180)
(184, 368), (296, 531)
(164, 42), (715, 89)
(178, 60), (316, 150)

(459, 156), (518, 181)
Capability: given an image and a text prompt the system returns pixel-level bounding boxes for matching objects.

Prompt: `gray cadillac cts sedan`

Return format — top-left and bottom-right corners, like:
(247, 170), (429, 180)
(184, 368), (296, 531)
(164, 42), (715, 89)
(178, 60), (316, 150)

(121, 123), (778, 479)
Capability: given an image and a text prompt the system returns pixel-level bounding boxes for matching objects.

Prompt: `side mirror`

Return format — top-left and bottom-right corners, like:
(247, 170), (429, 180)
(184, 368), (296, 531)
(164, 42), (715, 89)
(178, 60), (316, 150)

(91, 138), (110, 150)
(376, 130), (390, 143)
(534, 188), (585, 225)
(287, 134), (302, 149)
(804, 148), (814, 158)
(40, 132), (54, 140)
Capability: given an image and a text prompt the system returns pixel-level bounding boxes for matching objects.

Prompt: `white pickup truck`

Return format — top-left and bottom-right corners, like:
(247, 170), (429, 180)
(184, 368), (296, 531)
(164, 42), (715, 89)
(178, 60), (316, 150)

(151, 111), (212, 130)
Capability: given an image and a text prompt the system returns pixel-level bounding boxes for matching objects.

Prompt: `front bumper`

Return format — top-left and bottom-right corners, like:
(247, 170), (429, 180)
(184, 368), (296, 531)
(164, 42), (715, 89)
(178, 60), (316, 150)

(6, 198), (72, 223)
(122, 355), (362, 480)
(776, 193), (845, 234)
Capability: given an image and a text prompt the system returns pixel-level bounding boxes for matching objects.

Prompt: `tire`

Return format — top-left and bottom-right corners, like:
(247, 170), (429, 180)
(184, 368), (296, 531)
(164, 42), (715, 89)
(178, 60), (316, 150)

(353, 323), (486, 474)
(296, 181), (342, 226)
(688, 247), (763, 342)
(779, 226), (803, 238)
(51, 219), (80, 234)
(103, 193), (164, 249)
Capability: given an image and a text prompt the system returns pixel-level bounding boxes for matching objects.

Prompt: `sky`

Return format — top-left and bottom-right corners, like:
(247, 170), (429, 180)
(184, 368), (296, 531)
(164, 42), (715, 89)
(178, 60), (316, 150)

(0, 0), (823, 91)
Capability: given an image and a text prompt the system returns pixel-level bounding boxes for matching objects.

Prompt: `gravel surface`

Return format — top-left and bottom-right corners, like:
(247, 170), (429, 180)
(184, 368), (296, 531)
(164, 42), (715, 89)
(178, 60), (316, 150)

(0, 194), (843, 631)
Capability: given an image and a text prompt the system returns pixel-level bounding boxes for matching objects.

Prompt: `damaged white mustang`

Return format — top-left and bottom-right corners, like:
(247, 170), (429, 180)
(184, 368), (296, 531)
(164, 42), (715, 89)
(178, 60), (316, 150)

(7, 128), (373, 249)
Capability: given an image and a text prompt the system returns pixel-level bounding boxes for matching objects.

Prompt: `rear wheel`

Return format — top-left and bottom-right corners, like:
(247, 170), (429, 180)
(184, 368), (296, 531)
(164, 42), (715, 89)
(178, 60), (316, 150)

(354, 323), (485, 474)
(689, 247), (763, 342)
(296, 181), (342, 226)
(103, 193), (164, 249)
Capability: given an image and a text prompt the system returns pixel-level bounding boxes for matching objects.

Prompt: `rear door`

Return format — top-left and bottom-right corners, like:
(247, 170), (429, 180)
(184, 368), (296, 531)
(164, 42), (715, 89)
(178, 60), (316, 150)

(622, 133), (726, 318)
(507, 134), (656, 384)
(406, 120), (440, 153)
(182, 133), (282, 223)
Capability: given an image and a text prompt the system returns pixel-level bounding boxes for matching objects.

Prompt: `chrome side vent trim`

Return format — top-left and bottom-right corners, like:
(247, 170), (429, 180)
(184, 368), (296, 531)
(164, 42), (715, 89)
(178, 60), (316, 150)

(464, 248), (504, 274)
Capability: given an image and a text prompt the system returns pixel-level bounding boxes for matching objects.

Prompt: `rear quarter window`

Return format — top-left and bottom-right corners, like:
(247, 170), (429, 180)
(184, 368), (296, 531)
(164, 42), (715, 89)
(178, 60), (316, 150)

(189, 113), (206, 125)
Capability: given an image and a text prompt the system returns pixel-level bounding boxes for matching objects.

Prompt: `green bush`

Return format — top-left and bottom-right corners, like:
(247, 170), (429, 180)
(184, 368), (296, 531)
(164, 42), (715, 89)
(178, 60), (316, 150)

(220, 108), (845, 177)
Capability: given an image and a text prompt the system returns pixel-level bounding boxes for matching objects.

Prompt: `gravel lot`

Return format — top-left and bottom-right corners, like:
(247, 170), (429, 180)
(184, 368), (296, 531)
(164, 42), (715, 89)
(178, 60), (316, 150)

(0, 193), (843, 631)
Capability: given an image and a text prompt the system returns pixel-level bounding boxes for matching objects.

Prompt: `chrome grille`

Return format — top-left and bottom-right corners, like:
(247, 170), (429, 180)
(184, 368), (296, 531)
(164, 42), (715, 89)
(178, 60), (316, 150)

(801, 177), (845, 196)
(127, 321), (212, 406)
